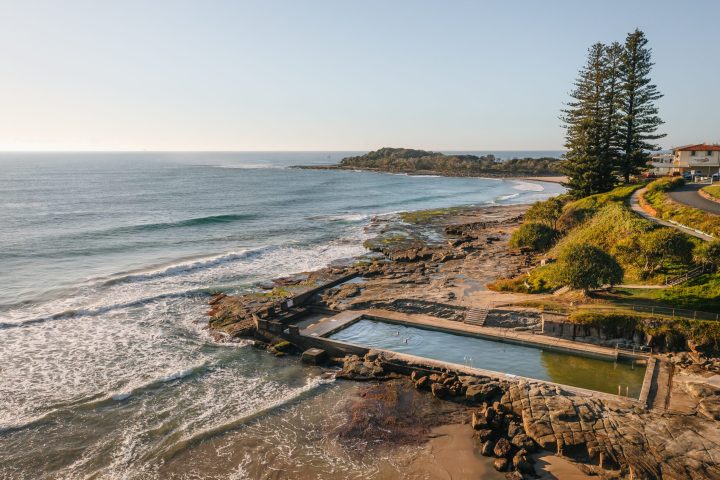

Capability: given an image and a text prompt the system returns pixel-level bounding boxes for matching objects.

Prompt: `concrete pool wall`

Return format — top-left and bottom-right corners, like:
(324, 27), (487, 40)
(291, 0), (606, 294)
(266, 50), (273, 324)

(271, 308), (656, 405)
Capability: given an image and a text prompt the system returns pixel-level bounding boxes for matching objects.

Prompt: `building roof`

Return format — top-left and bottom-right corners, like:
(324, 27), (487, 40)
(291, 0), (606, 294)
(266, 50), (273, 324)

(675, 143), (720, 152)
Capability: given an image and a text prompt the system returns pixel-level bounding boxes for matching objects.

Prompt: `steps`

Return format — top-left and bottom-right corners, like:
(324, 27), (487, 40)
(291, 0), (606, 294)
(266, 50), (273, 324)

(465, 306), (490, 326)
(665, 265), (706, 286)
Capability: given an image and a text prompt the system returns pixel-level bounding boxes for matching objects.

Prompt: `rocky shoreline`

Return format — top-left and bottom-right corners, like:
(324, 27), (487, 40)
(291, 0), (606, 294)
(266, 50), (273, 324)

(205, 203), (720, 479)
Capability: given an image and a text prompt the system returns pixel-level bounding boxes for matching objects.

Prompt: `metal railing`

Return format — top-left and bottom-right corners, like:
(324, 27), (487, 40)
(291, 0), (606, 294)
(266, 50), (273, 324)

(665, 265), (708, 286)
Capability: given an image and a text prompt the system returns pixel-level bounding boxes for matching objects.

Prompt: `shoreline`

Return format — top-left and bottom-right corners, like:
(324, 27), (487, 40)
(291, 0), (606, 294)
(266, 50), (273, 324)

(206, 194), (720, 479)
(293, 164), (567, 182)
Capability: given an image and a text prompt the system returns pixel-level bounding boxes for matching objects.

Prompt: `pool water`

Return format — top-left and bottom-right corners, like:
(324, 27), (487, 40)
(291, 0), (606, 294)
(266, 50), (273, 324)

(329, 319), (646, 398)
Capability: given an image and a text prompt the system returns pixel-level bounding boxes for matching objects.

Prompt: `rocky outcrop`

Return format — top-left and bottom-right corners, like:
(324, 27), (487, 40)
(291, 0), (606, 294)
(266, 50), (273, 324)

(501, 381), (720, 479)
(336, 352), (398, 381)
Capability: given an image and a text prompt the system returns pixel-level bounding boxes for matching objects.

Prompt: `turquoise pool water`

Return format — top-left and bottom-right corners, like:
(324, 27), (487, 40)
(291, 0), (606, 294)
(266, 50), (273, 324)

(329, 319), (646, 398)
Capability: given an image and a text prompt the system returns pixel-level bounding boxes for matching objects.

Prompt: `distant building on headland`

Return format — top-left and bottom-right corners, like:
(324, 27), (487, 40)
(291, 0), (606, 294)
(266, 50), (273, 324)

(669, 143), (720, 176)
(648, 152), (673, 176)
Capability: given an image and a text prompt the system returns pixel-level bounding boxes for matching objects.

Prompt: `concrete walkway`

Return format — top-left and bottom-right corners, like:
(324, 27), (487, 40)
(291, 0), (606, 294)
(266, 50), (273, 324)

(628, 188), (714, 241)
(669, 183), (720, 215)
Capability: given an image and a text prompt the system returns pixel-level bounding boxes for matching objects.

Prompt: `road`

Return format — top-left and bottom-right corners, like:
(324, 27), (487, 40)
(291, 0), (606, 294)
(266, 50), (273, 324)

(668, 183), (720, 215)
(628, 188), (713, 241)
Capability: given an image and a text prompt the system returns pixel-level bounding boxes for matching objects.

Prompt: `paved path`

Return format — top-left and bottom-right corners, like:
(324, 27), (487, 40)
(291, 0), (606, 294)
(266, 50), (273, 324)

(668, 183), (720, 215)
(628, 188), (714, 241)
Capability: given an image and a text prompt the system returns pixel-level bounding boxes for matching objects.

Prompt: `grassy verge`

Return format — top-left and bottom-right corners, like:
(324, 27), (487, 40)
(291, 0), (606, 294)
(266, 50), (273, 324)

(601, 274), (720, 313)
(701, 185), (720, 201)
(643, 178), (720, 237)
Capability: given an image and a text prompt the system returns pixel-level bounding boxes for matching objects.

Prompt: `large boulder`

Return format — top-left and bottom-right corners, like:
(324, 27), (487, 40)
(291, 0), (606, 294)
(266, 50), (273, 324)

(493, 437), (513, 458)
(465, 381), (501, 403)
(493, 457), (509, 472)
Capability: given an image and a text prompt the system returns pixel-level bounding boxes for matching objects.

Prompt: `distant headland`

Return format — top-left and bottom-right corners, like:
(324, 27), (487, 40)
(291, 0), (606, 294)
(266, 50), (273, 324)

(297, 147), (565, 178)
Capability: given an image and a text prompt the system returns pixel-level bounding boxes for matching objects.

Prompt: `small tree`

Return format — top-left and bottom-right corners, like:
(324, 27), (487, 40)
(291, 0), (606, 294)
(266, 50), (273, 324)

(613, 228), (693, 278)
(694, 240), (720, 270)
(509, 223), (557, 252)
(557, 243), (624, 293)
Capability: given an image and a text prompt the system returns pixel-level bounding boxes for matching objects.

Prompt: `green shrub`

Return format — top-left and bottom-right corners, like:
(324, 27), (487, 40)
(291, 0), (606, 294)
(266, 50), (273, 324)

(693, 240), (720, 269)
(613, 228), (694, 279)
(556, 243), (624, 292)
(525, 196), (567, 229)
(646, 176), (684, 194)
(509, 222), (558, 251)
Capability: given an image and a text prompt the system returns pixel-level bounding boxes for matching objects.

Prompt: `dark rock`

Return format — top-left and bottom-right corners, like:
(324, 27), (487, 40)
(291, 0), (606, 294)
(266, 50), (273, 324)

(485, 406), (496, 422)
(431, 382), (447, 398)
(471, 411), (489, 430)
(493, 437), (513, 458)
(513, 449), (533, 474)
(415, 376), (429, 389)
(510, 433), (536, 453)
(481, 440), (495, 456)
(493, 457), (509, 472)
(507, 421), (523, 439)
(475, 428), (494, 442)
(465, 382), (501, 403)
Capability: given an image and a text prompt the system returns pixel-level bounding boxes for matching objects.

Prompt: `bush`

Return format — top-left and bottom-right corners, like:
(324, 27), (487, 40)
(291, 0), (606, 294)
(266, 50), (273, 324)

(646, 176), (684, 194)
(556, 243), (624, 292)
(525, 196), (567, 229)
(694, 240), (720, 269)
(509, 222), (557, 251)
(613, 228), (694, 279)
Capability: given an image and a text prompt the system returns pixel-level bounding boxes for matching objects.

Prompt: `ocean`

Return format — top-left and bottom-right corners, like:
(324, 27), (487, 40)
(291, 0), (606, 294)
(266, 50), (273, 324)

(0, 152), (564, 479)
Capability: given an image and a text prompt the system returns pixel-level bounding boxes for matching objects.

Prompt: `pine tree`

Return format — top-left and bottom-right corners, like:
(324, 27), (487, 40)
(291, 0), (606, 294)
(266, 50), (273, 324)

(616, 29), (665, 183)
(561, 43), (616, 197)
(602, 42), (624, 165)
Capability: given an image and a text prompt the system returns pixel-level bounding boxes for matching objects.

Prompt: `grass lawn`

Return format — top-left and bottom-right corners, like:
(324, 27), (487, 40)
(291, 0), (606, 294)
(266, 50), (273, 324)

(701, 185), (720, 201)
(596, 273), (720, 314)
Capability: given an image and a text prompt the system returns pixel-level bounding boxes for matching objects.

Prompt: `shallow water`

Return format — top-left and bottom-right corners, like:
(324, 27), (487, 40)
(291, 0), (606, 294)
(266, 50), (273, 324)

(329, 319), (646, 398)
(0, 152), (563, 478)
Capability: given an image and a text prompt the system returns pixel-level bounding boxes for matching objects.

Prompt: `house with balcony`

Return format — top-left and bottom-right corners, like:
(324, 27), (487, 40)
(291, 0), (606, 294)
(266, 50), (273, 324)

(671, 143), (720, 176)
(648, 153), (673, 175)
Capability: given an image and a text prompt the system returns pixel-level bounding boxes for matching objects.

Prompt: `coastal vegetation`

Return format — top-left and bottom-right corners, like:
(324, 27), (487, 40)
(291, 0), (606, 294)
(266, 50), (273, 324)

(555, 243), (623, 292)
(490, 182), (709, 293)
(508, 222), (556, 251)
(562, 29), (664, 197)
(567, 309), (720, 352)
(338, 147), (563, 176)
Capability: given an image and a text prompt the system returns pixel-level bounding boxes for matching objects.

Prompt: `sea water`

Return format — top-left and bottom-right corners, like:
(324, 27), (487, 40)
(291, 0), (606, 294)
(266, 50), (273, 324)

(0, 152), (564, 479)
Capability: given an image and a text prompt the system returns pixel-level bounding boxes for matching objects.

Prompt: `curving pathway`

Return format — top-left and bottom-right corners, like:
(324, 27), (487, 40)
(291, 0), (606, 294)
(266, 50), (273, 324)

(667, 183), (720, 215)
(628, 188), (713, 241)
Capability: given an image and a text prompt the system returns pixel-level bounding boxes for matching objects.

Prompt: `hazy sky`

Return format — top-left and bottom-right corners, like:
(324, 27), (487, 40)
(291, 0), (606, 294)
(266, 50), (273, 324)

(1, 0), (718, 151)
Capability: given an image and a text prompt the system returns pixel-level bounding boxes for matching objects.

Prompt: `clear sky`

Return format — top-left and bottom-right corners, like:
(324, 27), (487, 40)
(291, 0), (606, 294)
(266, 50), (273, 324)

(0, 0), (718, 151)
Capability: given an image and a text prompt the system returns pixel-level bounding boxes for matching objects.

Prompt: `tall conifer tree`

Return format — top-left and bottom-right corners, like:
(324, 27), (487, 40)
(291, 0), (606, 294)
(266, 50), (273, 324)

(561, 43), (615, 197)
(616, 29), (665, 182)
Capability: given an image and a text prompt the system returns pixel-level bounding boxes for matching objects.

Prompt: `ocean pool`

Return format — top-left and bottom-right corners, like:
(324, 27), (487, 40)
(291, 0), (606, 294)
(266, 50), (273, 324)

(329, 318), (646, 398)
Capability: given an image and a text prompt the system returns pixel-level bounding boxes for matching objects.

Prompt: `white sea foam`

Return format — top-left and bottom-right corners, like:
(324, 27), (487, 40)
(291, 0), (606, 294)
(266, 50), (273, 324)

(512, 181), (545, 192)
(497, 193), (521, 201)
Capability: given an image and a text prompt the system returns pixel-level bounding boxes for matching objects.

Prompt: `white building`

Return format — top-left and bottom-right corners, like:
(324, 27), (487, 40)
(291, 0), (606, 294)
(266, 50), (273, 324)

(648, 153), (673, 175)
(671, 143), (720, 176)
